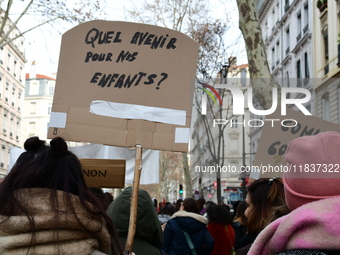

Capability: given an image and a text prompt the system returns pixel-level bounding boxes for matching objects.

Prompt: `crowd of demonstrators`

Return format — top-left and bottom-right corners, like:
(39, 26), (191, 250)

(106, 187), (163, 255)
(235, 177), (290, 255)
(0, 136), (123, 255)
(248, 131), (340, 255)
(232, 201), (247, 251)
(162, 198), (214, 255)
(206, 204), (235, 255)
(8, 132), (340, 255)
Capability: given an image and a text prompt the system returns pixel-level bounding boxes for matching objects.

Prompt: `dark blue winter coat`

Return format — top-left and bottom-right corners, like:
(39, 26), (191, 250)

(162, 210), (214, 255)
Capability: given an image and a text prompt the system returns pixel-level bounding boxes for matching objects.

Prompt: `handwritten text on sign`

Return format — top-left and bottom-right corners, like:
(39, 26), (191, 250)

(84, 28), (177, 90)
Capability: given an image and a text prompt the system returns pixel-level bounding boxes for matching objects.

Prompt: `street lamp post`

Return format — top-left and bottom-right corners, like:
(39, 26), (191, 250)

(216, 64), (229, 205)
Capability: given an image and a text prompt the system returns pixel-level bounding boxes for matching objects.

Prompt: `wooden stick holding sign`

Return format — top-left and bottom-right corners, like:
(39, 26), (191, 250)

(125, 145), (143, 254)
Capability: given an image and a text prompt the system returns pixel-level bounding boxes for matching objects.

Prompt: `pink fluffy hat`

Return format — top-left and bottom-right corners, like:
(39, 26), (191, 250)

(284, 131), (340, 210)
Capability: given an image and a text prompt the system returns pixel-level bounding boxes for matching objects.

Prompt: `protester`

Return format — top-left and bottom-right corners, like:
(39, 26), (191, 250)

(200, 201), (215, 216)
(107, 186), (163, 255)
(162, 198), (214, 255)
(0, 136), (123, 255)
(197, 198), (206, 214)
(89, 187), (113, 210)
(158, 204), (176, 225)
(248, 131), (340, 255)
(175, 198), (183, 211)
(236, 177), (289, 255)
(232, 201), (247, 251)
(206, 204), (235, 255)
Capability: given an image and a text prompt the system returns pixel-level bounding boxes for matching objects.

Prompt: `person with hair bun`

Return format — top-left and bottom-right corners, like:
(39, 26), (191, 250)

(0, 136), (124, 255)
(162, 198), (214, 255)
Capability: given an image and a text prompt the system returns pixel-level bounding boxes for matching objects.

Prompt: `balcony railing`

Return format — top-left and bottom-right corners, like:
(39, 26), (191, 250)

(303, 24), (308, 34)
(284, 4), (290, 12)
(286, 47), (290, 55)
(324, 64), (329, 75)
(296, 33), (301, 42)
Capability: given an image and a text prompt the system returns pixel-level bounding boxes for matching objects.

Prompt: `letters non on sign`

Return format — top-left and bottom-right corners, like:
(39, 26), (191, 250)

(83, 169), (107, 178)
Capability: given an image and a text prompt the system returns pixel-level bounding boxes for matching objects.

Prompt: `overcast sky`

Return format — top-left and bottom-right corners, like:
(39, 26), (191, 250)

(15, 0), (246, 77)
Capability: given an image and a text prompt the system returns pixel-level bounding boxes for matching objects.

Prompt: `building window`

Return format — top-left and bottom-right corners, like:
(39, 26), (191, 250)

(322, 93), (330, 121)
(297, 60), (301, 87)
(231, 118), (238, 128)
(324, 31), (328, 61)
(48, 103), (52, 114)
(304, 52), (309, 78)
(276, 40), (280, 65)
(7, 52), (11, 71)
(0, 144), (5, 168)
(285, 0), (290, 12)
(285, 26), (290, 55)
(285, 72), (291, 98)
(18, 89), (22, 111)
(29, 122), (36, 137)
(3, 110), (8, 134)
(13, 60), (17, 77)
(19, 66), (23, 82)
(16, 118), (20, 141)
(5, 82), (9, 102)
(275, 1), (280, 23)
(240, 69), (247, 87)
(272, 47), (275, 71)
(29, 82), (39, 95)
(303, 2), (308, 33)
(230, 138), (239, 153)
(272, 7), (275, 30)
(11, 86), (16, 107)
(0, 75), (2, 98)
(49, 84), (55, 95)
(297, 12), (302, 42)
(30, 102), (37, 114)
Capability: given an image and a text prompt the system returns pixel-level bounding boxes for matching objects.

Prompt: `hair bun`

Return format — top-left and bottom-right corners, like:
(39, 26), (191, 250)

(50, 137), (68, 155)
(24, 137), (46, 152)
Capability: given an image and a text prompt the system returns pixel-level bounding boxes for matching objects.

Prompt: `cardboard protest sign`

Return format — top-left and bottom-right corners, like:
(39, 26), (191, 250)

(47, 20), (198, 152)
(253, 108), (340, 179)
(80, 158), (125, 188)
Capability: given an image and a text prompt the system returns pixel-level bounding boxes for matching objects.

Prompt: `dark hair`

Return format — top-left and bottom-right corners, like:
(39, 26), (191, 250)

(207, 204), (233, 225)
(234, 201), (247, 226)
(246, 178), (288, 235)
(197, 198), (206, 212)
(0, 137), (123, 254)
(175, 199), (183, 211)
(10, 137), (46, 171)
(183, 198), (200, 214)
(89, 188), (113, 211)
(158, 204), (176, 216)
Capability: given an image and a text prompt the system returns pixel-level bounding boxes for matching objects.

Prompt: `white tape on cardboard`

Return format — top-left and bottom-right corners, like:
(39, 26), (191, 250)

(89, 100), (186, 126)
(175, 128), (190, 143)
(49, 112), (67, 128)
